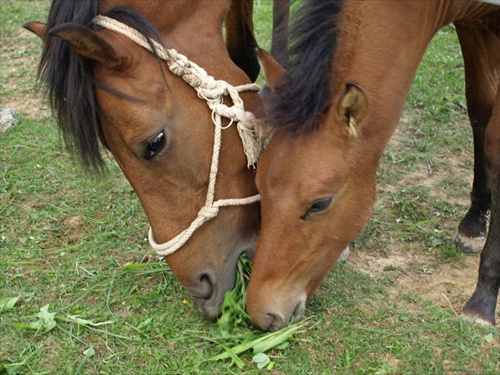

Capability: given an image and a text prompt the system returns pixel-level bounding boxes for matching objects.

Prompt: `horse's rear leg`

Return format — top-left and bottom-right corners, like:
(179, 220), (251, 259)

(455, 22), (500, 325)
(453, 23), (497, 253)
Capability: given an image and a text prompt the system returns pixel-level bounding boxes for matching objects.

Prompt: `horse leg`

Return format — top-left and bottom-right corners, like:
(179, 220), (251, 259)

(461, 84), (500, 326)
(225, 0), (260, 82)
(455, 22), (500, 325)
(453, 23), (497, 253)
(270, 0), (290, 70)
(225, 0), (291, 83)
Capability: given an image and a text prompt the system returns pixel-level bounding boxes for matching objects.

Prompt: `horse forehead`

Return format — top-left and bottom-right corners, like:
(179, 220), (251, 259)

(259, 131), (336, 190)
(95, 61), (165, 102)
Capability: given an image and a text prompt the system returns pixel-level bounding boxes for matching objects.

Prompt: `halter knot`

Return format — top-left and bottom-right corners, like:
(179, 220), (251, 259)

(198, 206), (219, 219)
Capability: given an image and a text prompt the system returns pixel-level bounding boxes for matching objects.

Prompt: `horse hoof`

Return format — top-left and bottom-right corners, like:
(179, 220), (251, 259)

(453, 233), (485, 254)
(459, 312), (495, 327)
(338, 245), (350, 262)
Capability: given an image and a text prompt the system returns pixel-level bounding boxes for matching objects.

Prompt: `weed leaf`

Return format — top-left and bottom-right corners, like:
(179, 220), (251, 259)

(1, 362), (24, 375)
(0, 296), (19, 313)
(252, 353), (271, 369)
(36, 304), (57, 332)
(252, 324), (301, 354)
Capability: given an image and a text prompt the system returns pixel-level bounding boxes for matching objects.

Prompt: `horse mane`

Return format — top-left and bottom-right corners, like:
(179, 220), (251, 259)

(266, 0), (342, 133)
(39, 1), (163, 173)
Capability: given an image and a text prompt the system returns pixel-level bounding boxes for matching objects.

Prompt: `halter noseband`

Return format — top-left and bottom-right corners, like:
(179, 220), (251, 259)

(92, 16), (263, 256)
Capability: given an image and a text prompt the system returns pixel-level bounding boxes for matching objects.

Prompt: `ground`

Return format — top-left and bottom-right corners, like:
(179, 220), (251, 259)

(349, 248), (480, 318)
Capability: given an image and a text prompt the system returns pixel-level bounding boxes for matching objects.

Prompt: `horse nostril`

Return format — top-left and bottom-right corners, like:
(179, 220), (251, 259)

(265, 312), (284, 332)
(291, 300), (305, 323)
(198, 274), (213, 299)
(192, 270), (222, 320)
(196, 271), (215, 300)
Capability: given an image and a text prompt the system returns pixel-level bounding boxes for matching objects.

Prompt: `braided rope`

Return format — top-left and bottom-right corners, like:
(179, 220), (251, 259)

(92, 16), (263, 256)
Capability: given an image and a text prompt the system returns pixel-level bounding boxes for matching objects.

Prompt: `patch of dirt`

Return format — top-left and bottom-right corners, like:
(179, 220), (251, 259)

(60, 215), (86, 244)
(1, 28), (50, 118)
(4, 95), (48, 118)
(348, 249), (482, 316)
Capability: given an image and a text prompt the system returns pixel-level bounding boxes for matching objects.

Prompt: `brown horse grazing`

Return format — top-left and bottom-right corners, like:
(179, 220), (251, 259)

(247, 0), (500, 331)
(22, 0), (275, 320)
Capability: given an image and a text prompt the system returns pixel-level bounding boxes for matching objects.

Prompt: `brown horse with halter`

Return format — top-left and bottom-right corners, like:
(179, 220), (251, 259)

(22, 0), (291, 320)
(247, 0), (499, 331)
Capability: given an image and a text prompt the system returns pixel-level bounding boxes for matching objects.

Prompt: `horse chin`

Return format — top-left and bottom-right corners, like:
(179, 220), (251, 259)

(193, 297), (221, 321)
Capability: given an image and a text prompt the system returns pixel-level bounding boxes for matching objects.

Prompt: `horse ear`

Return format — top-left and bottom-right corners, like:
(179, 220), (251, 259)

(337, 83), (368, 138)
(23, 21), (49, 42)
(256, 48), (287, 92)
(48, 23), (127, 70)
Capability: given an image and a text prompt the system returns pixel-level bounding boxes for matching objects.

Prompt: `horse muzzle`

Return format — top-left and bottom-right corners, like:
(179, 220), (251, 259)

(247, 290), (307, 331)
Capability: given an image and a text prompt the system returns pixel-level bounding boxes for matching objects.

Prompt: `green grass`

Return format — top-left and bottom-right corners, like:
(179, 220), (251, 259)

(1, 1), (499, 374)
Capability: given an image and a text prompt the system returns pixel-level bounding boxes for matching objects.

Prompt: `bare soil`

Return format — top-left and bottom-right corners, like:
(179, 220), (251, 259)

(348, 248), (481, 317)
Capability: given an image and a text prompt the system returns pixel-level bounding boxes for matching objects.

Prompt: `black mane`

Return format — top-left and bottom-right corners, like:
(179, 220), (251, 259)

(39, 1), (162, 173)
(266, 0), (342, 133)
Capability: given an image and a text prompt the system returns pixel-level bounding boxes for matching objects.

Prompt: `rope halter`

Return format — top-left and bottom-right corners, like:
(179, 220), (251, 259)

(91, 16), (264, 257)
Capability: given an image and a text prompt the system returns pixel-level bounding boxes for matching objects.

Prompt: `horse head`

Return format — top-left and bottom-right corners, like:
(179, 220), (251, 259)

(24, 1), (264, 320)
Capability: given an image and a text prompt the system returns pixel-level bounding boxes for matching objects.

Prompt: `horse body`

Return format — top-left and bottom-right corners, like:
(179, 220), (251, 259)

(247, 0), (499, 331)
(23, 0), (269, 319)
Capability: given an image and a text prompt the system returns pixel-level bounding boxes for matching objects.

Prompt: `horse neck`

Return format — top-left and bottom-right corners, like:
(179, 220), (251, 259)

(331, 0), (492, 158)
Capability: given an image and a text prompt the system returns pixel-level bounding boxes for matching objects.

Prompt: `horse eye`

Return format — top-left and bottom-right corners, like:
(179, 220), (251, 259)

(144, 131), (166, 160)
(302, 197), (333, 219)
